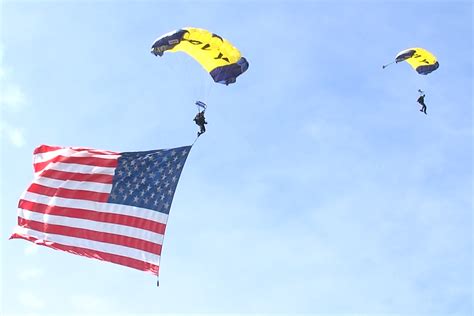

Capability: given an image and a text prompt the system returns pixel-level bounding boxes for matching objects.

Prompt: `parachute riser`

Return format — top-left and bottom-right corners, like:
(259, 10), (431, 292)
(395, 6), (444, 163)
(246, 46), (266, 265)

(382, 61), (397, 69)
(195, 100), (207, 113)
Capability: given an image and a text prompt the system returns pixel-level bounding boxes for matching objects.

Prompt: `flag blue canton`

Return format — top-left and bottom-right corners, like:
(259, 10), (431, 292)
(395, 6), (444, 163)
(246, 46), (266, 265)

(108, 146), (191, 214)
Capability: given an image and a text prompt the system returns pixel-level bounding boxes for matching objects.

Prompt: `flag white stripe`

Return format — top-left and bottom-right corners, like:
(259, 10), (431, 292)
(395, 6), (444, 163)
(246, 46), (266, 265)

(34, 148), (72, 163)
(21, 192), (169, 224)
(18, 209), (164, 244)
(36, 162), (116, 176)
(68, 147), (119, 155)
(33, 177), (112, 193)
(13, 226), (160, 264)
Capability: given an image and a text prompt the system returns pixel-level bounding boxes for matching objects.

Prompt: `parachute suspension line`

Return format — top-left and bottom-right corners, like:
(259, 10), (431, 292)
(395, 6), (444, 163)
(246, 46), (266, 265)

(196, 104), (204, 115)
(161, 52), (179, 79)
(204, 75), (214, 99)
(382, 61), (396, 69)
(189, 62), (211, 106)
(200, 69), (214, 103)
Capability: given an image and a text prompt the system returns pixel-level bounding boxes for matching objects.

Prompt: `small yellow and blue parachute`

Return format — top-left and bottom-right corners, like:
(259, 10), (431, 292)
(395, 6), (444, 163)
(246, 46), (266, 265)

(151, 27), (249, 85)
(383, 47), (439, 75)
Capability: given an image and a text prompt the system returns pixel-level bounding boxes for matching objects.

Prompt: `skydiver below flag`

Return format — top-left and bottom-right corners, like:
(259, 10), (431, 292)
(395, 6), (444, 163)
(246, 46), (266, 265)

(10, 144), (192, 286)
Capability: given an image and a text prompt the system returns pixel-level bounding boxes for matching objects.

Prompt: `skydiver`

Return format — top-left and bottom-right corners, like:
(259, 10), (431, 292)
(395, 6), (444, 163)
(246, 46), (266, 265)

(417, 89), (427, 115)
(193, 110), (207, 137)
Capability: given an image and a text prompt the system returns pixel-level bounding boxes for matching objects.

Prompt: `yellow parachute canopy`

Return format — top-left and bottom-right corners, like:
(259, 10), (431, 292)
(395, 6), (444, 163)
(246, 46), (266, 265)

(151, 27), (249, 85)
(395, 47), (439, 75)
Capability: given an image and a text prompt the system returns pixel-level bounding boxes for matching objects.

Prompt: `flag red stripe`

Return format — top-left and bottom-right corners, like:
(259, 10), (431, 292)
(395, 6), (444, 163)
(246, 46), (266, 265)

(27, 183), (110, 202)
(33, 145), (63, 154)
(10, 233), (159, 275)
(38, 169), (114, 184)
(18, 218), (163, 255)
(34, 155), (118, 172)
(19, 199), (166, 234)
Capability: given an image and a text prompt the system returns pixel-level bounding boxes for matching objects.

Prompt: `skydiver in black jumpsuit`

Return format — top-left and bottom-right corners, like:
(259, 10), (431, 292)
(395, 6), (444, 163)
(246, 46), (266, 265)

(417, 90), (427, 115)
(194, 111), (207, 137)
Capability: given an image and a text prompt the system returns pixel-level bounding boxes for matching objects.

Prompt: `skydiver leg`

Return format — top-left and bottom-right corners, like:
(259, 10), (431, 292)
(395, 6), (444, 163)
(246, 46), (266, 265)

(197, 125), (206, 137)
(419, 104), (427, 114)
(418, 100), (426, 114)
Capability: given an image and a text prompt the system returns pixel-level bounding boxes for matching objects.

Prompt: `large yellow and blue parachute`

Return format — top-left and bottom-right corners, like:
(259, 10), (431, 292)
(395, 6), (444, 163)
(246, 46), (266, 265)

(394, 47), (439, 75)
(151, 27), (249, 85)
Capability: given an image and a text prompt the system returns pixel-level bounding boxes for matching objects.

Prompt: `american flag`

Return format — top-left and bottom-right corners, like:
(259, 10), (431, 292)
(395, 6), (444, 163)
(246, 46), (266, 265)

(10, 144), (191, 281)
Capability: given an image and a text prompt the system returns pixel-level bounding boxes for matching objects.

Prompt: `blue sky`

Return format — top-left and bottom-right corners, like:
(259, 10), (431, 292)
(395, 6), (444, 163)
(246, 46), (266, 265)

(1, 0), (472, 315)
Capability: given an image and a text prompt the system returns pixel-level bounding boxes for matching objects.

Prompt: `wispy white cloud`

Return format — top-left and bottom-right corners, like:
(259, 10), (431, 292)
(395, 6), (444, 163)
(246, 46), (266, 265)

(17, 291), (45, 310)
(17, 267), (44, 281)
(1, 122), (26, 148)
(0, 45), (27, 148)
(0, 84), (27, 111)
(0, 45), (4, 79)
(9, 127), (26, 147)
(68, 294), (115, 313)
(23, 243), (39, 256)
